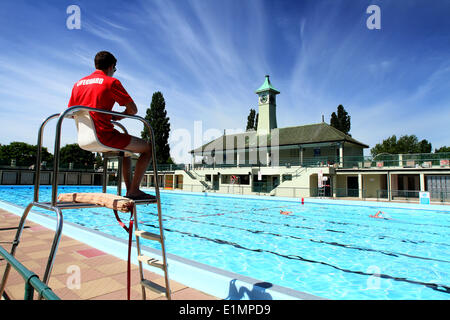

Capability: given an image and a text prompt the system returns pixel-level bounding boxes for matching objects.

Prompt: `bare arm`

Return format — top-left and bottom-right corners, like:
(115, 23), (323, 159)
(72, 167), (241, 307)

(124, 100), (138, 115)
(112, 101), (138, 120)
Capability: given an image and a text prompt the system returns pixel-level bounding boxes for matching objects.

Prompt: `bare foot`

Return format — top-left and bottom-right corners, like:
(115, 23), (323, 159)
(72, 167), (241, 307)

(126, 190), (156, 200)
(126, 189), (145, 197)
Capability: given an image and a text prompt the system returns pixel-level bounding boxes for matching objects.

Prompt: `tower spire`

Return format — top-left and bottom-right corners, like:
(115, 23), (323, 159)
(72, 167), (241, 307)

(255, 75), (280, 135)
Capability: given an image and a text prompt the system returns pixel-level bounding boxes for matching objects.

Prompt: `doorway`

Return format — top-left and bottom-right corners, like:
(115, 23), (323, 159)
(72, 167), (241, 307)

(347, 176), (359, 197)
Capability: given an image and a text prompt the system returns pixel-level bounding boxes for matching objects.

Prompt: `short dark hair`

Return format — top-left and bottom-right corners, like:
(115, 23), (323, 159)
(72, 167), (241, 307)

(94, 51), (117, 71)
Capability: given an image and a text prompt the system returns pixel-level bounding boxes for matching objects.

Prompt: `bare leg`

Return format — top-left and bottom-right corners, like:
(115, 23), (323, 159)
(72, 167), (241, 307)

(124, 136), (152, 197)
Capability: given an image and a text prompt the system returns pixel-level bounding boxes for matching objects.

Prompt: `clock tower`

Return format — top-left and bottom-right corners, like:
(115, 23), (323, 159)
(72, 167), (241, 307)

(255, 75), (280, 135)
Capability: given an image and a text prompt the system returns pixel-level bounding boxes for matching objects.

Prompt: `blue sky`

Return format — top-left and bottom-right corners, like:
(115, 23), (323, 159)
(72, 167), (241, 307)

(0, 0), (449, 163)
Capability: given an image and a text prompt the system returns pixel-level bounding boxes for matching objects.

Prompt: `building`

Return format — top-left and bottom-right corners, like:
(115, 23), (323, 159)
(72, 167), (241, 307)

(141, 76), (450, 204)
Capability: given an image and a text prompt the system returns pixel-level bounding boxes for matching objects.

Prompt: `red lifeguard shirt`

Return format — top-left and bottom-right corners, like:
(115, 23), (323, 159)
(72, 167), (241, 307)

(68, 70), (133, 148)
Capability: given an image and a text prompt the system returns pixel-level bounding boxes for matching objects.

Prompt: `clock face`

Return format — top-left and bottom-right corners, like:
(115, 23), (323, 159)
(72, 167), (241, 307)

(259, 94), (268, 103)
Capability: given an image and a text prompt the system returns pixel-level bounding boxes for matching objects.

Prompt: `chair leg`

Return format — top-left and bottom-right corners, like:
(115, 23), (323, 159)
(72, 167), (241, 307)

(117, 155), (123, 196)
(102, 156), (108, 193)
(38, 207), (64, 300)
(132, 205), (147, 300)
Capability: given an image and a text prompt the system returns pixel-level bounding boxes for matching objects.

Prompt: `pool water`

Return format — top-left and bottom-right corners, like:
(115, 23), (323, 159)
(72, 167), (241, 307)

(1, 186), (449, 300)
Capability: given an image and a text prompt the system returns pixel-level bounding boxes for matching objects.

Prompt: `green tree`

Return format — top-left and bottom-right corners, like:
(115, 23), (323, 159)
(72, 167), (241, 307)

(417, 139), (432, 153)
(371, 134), (432, 156)
(330, 104), (351, 135)
(141, 91), (172, 164)
(370, 135), (398, 156)
(396, 135), (421, 153)
(246, 108), (256, 131)
(435, 146), (450, 153)
(59, 143), (95, 169)
(94, 153), (104, 169)
(0, 142), (53, 167)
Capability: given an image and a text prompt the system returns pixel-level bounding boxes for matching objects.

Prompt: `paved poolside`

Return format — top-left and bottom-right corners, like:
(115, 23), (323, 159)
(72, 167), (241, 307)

(0, 209), (218, 300)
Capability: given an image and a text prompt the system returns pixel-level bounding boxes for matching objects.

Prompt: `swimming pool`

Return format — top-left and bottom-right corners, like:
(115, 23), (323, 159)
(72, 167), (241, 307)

(0, 185), (449, 299)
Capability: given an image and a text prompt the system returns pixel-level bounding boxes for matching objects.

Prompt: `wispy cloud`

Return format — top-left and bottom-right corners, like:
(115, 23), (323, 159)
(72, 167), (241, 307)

(1, 0), (450, 162)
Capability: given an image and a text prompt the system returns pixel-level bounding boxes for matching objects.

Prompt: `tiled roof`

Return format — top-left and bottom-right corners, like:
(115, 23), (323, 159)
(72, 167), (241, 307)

(190, 122), (368, 154)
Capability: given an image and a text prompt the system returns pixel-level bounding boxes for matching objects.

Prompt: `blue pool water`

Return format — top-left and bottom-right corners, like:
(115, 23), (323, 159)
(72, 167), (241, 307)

(0, 185), (449, 300)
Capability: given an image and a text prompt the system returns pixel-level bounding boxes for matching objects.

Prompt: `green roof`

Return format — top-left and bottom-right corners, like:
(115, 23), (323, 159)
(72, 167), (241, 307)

(255, 75), (280, 94)
(190, 122), (368, 154)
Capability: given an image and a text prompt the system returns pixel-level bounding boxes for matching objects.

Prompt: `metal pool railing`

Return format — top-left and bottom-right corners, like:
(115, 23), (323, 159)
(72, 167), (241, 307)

(0, 245), (60, 300)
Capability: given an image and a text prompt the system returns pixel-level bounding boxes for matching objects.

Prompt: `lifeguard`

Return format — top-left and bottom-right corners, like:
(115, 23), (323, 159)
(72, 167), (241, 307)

(68, 51), (154, 200)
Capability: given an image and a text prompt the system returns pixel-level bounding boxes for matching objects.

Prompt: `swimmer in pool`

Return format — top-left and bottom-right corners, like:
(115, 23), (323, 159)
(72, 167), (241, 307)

(280, 210), (292, 215)
(369, 211), (391, 220)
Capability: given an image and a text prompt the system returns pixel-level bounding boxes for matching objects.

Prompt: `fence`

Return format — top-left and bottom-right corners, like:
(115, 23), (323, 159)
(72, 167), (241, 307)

(189, 152), (450, 170)
(2, 151), (450, 175)
(377, 189), (450, 203)
(0, 168), (109, 186)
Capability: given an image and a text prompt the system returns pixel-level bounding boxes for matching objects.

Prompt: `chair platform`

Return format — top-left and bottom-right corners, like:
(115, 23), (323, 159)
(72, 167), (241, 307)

(32, 199), (157, 211)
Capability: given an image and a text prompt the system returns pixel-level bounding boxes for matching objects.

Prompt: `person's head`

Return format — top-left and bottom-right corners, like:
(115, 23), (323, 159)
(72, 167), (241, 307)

(94, 51), (117, 76)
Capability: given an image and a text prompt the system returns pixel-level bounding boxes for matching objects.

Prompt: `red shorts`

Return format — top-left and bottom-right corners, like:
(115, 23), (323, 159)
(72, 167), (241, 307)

(97, 129), (132, 150)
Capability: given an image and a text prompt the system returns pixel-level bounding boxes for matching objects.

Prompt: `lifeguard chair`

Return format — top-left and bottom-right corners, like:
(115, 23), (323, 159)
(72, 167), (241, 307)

(0, 106), (171, 300)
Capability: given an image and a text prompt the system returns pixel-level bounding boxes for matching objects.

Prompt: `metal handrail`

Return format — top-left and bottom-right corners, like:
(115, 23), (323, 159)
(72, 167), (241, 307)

(34, 113), (60, 202)
(0, 246), (60, 300)
(32, 106), (160, 204)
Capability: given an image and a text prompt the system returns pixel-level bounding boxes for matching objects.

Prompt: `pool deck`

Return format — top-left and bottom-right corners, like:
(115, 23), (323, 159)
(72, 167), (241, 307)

(0, 209), (218, 300)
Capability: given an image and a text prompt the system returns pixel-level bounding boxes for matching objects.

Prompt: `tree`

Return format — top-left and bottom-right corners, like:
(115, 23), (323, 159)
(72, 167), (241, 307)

(370, 135), (397, 156)
(94, 153), (104, 169)
(417, 139), (432, 153)
(330, 104), (351, 135)
(141, 91), (172, 164)
(0, 142), (53, 167)
(59, 143), (95, 169)
(435, 146), (450, 153)
(370, 134), (433, 156)
(246, 108), (256, 131)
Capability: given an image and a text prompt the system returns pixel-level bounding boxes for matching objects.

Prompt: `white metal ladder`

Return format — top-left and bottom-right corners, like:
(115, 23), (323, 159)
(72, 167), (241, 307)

(133, 219), (171, 299)
(113, 153), (171, 299)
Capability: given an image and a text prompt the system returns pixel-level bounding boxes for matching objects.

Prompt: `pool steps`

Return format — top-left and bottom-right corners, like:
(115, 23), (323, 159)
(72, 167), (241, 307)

(133, 213), (171, 298)
(135, 230), (162, 242)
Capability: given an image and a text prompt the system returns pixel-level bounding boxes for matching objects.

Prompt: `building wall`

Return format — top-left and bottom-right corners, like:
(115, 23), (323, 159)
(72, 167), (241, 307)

(343, 143), (364, 157)
(362, 174), (387, 198)
(173, 166), (332, 197)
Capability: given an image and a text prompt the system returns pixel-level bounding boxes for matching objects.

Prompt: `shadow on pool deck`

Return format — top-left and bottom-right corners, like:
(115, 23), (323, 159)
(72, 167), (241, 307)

(225, 280), (273, 300)
(0, 209), (218, 300)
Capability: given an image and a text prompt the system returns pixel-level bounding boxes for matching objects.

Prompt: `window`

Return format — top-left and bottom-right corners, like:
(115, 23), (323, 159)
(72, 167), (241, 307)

(314, 148), (321, 157)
